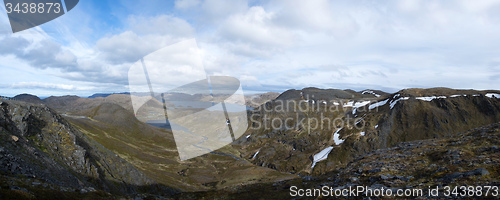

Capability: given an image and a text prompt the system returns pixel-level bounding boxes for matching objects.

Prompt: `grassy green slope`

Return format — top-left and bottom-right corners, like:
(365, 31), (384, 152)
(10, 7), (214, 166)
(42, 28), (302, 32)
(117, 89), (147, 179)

(66, 103), (296, 191)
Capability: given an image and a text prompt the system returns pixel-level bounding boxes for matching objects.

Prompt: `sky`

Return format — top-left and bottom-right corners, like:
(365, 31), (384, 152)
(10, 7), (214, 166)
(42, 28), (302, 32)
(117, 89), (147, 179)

(1, 0), (500, 97)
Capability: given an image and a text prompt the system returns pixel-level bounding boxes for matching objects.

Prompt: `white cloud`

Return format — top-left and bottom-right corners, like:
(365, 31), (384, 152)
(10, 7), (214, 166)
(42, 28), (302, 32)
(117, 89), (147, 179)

(272, 0), (358, 36)
(220, 6), (296, 47)
(201, 0), (248, 20)
(96, 31), (157, 64)
(2, 0), (500, 96)
(0, 35), (77, 69)
(460, 0), (500, 12)
(0, 36), (30, 55)
(128, 15), (195, 36)
(9, 82), (95, 91)
(397, 0), (421, 12)
(96, 15), (195, 65)
(175, 0), (201, 9)
(239, 75), (261, 87)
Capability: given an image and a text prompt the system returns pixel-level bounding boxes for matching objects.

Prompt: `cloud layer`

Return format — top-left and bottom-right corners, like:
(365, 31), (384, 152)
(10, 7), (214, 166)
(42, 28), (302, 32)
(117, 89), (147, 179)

(1, 0), (500, 96)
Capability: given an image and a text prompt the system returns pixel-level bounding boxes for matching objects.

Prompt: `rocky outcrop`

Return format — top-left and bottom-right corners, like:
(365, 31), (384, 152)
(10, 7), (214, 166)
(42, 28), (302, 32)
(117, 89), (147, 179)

(0, 99), (174, 195)
(324, 89), (500, 171)
(179, 122), (500, 199)
(12, 94), (44, 104)
(235, 88), (500, 176)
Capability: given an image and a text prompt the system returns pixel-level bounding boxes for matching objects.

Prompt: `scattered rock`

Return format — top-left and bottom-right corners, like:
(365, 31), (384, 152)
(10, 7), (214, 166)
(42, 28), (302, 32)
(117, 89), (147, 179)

(443, 172), (463, 181)
(367, 168), (381, 173)
(0, 99), (161, 196)
(466, 168), (490, 176)
(435, 167), (448, 173)
(369, 176), (379, 182)
(302, 176), (314, 181)
(11, 162), (19, 173)
(442, 168), (490, 182)
(9, 186), (29, 193)
(385, 174), (395, 179)
(394, 175), (409, 181)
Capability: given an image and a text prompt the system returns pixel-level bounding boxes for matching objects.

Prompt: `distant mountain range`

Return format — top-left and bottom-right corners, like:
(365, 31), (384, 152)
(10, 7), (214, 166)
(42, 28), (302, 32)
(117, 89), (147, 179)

(88, 92), (131, 99)
(237, 87), (500, 175)
(1, 87), (499, 199)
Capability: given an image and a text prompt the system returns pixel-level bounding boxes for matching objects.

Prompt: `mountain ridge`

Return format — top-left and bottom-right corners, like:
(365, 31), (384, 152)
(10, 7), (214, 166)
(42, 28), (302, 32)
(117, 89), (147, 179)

(234, 87), (500, 176)
(1, 87), (499, 198)
(177, 121), (500, 199)
(0, 99), (177, 198)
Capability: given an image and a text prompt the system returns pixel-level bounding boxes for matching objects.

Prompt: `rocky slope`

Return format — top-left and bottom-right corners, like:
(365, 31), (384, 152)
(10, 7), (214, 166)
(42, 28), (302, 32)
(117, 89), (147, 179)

(42, 92), (276, 118)
(12, 94), (44, 104)
(65, 102), (296, 191)
(0, 99), (176, 198)
(2, 87), (499, 199)
(321, 88), (500, 173)
(233, 88), (500, 176)
(244, 92), (280, 108)
(8, 92), (297, 191)
(43, 94), (166, 114)
(179, 122), (500, 199)
(275, 87), (384, 101)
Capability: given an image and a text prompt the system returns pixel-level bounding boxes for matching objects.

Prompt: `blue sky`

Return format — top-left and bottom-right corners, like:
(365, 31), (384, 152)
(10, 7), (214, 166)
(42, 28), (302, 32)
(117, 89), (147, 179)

(1, 0), (500, 97)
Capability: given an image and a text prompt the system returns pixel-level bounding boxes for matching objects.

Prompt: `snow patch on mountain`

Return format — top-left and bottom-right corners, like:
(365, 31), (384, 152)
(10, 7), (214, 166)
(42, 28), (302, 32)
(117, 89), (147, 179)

(369, 99), (389, 110)
(351, 101), (371, 114)
(416, 96), (447, 101)
(344, 101), (354, 107)
(390, 97), (409, 109)
(333, 128), (344, 145)
(486, 93), (500, 98)
(311, 146), (334, 169)
(362, 90), (381, 97)
(355, 101), (371, 108)
(252, 151), (259, 159)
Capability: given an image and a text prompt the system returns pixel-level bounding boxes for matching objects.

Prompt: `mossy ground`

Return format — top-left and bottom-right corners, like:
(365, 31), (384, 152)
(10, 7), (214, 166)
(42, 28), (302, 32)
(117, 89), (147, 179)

(175, 122), (500, 199)
(65, 105), (296, 192)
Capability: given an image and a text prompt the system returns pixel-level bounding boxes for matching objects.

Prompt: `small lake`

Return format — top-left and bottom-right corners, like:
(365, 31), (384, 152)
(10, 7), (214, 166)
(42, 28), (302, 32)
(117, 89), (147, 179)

(147, 119), (192, 133)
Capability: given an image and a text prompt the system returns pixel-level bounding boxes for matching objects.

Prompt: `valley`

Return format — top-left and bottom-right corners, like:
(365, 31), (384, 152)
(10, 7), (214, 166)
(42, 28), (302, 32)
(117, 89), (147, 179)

(1, 87), (499, 199)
